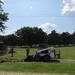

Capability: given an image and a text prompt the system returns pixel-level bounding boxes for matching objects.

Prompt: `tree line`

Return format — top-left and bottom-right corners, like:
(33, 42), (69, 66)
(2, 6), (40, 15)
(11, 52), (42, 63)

(0, 27), (75, 47)
(0, 1), (75, 47)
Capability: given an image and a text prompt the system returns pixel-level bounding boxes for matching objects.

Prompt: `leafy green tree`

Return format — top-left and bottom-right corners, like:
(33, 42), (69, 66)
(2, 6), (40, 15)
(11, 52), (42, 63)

(33, 27), (47, 44)
(60, 32), (71, 46)
(71, 31), (75, 46)
(16, 27), (47, 47)
(0, 34), (18, 46)
(0, 1), (8, 31)
(0, 35), (4, 42)
(4, 34), (18, 46)
(16, 27), (33, 47)
(15, 29), (23, 47)
(47, 30), (60, 46)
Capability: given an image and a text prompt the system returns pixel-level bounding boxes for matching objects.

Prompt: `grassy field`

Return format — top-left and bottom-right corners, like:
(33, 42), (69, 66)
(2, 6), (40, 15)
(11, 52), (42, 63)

(0, 46), (75, 74)
(0, 62), (75, 74)
(0, 47), (37, 58)
(56, 46), (75, 59)
(0, 46), (75, 59)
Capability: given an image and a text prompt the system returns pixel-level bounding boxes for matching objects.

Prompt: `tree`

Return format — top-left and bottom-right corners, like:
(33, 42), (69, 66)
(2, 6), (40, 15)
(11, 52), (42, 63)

(60, 32), (71, 46)
(0, 34), (18, 46)
(47, 30), (60, 46)
(71, 31), (75, 46)
(33, 27), (47, 45)
(16, 27), (47, 47)
(16, 27), (34, 47)
(15, 29), (23, 47)
(0, 1), (8, 31)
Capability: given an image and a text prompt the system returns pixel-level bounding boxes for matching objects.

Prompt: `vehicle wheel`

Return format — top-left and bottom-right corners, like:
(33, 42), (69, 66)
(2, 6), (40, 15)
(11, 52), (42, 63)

(34, 55), (40, 61)
(43, 55), (50, 61)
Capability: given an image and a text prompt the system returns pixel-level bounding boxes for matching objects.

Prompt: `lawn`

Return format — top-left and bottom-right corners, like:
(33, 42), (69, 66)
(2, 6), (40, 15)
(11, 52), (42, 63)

(0, 47), (38, 58)
(56, 46), (75, 59)
(0, 46), (75, 59)
(0, 46), (75, 74)
(0, 62), (75, 74)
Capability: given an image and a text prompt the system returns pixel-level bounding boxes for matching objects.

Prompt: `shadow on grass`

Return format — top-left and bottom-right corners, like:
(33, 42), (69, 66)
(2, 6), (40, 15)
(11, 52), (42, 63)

(24, 55), (60, 63)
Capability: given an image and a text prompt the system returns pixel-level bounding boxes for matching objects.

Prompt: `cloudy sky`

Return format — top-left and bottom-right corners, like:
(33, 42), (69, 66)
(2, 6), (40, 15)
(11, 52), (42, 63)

(0, 0), (75, 35)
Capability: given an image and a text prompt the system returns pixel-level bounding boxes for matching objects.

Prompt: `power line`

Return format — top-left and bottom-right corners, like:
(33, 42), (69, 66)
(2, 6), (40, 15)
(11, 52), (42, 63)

(8, 14), (75, 17)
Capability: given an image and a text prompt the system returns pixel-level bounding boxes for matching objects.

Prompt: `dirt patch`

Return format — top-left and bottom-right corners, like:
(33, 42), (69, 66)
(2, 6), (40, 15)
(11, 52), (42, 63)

(0, 72), (72, 75)
(0, 57), (75, 63)
(60, 59), (75, 63)
(0, 58), (24, 62)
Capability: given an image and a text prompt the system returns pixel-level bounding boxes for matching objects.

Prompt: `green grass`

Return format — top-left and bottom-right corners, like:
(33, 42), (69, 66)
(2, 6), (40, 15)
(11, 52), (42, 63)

(0, 62), (75, 74)
(0, 46), (75, 74)
(0, 47), (38, 58)
(56, 46), (75, 59)
(0, 46), (75, 59)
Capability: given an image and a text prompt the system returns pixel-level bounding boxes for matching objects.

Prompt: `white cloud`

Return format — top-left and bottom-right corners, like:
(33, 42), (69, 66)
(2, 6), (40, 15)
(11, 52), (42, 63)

(38, 22), (57, 32)
(62, 0), (75, 15)
(1, 29), (17, 36)
(39, 23), (57, 29)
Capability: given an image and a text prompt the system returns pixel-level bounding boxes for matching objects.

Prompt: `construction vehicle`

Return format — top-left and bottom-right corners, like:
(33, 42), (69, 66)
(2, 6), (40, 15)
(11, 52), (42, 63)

(33, 46), (56, 61)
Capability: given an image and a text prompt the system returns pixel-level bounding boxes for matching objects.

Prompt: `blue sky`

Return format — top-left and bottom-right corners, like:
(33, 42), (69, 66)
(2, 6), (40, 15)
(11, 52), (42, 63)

(0, 0), (75, 35)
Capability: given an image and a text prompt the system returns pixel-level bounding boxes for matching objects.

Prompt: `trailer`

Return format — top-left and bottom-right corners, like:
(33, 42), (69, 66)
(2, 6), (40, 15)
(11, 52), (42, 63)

(33, 47), (56, 61)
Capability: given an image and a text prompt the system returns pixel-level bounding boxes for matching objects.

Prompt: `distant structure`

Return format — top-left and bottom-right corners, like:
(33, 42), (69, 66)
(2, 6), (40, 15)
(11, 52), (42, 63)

(38, 44), (48, 49)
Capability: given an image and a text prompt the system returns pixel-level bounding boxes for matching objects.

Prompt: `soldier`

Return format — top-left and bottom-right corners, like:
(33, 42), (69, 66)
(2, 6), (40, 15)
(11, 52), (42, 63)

(11, 46), (14, 57)
(26, 46), (30, 56)
(58, 51), (60, 58)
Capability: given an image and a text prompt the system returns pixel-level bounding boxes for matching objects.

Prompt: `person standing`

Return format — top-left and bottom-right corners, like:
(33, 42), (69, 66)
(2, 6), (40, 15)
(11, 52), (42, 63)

(26, 46), (30, 56)
(11, 46), (14, 57)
